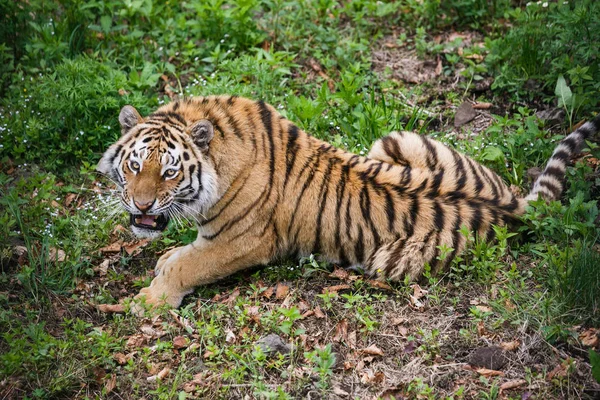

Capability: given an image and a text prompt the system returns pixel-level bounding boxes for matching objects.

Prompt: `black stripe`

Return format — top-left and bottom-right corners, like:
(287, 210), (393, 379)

(359, 184), (381, 248)
(335, 164), (350, 264)
(355, 226), (364, 263)
(258, 101), (276, 203)
(385, 238), (407, 276)
(433, 201), (445, 231)
(543, 166), (564, 179)
(284, 124), (300, 189)
(383, 187), (395, 233)
(466, 158), (484, 195)
(561, 136), (578, 152)
(552, 150), (570, 161)
(428, 168), (445, 198)
(538, 179), (562, 199)
(420, 136), (439, 169)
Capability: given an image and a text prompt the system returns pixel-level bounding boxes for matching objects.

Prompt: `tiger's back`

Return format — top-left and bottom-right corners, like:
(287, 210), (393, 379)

(98, 95), (599, 309)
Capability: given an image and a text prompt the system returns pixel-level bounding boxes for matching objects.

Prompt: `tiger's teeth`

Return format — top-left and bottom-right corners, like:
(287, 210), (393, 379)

(135, 218), (141, 224)
(152, 222), (157, 227)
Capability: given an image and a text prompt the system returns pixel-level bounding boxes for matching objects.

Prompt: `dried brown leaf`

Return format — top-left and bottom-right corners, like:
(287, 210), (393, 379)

(99, 241), (122, 253)
(104, 374), (117, 394)
(500, 340), (520, 352)
(262, 286), (275, 299)
(173, 336), (189, 349)
(333, 319), (348, 343)
(472, 102), (493, 109)
(500, 379), (526, 391)
(476, 368), (505, 377)
(140, 325), (166, 339)
(361, 344), (384, 356)
(122, 239), (150, 256)
(114, 352), (128, 365)
(48, 247), (66, 263)
(275, 283), (289, 299)
(322, 284), (351, 294)
(475, 305), (493, 313)
(329, 267), (350, 280)
(126, 334), (147, 348)
(313, 306), (325, 319)
(367, 280), (392, 290)
(360, 370), (385, 384)
(579, 328), (599, 348)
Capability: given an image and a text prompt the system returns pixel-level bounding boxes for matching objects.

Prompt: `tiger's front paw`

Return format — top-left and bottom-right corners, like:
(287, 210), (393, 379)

(130, 277), (191, 317)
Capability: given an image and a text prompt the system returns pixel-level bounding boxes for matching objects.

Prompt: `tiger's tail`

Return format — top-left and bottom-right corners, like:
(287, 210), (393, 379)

(525, 114), (600, 202)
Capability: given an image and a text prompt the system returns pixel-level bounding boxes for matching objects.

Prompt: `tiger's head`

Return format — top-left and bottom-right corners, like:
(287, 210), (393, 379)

(97, 105), (218, 238)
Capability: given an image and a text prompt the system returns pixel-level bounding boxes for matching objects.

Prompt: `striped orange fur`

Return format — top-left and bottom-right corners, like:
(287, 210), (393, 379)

(97, 96), (599, 310)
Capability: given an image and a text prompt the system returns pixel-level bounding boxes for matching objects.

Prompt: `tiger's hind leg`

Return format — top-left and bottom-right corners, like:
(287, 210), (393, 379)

(366, 228), (467, 282)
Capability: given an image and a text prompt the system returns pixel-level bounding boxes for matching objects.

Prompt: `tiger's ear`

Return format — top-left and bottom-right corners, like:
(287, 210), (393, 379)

(119, 105), (143, 134)
(188, 119), (214, 152)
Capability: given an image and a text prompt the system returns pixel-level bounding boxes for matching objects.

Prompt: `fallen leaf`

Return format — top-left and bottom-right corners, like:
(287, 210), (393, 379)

(333, 386), (349, 396)
(99, 241), (122, 253)
(500, 340), (520, 351)
(347, 331), (357, 349)
(104, 374), (117, 394)
(360, 370), (385, 384)
(97, 303), (125, 313)
(475, 305), (493, 313)
(173, 336), (189, 349)
(313, 306), (325, 319)
(472, 102), (493, 109)
(333, 319), (348, 343)
(435, 56), (442, 76)
(114, 352), (128, 365)
(361, 344), (384, 356)
(367, 280), (392, 290)
(94, 259), (110, 277)
(48, 247), (66, 263)
(275, 283), (289, 299)
(579, 328), (599, 348)
(500, 379), (526, 391)
(221, 288), (240, 305)
(64, 193), (77, 207)
(411, 284), (428, 300)
(140, 325), (166, 339)
(122, 239), (150, 256)
(476, 368), (505, 377)
(322, 284), (351, 294)
(329, 267), (350, 280)
(126, 334), (147, 348)
(477, 321), (486, 336)
(262, 286), (275, 299)
(391, 317), (407, 326)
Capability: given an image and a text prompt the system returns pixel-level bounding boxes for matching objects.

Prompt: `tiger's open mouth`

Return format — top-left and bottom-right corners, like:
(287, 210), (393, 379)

(130, 214), (170, 231)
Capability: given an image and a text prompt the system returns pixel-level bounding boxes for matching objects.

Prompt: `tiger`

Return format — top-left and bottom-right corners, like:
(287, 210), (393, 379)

(96, 95), (599, 312)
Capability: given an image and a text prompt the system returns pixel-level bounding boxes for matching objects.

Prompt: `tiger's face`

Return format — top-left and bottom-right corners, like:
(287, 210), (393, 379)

(97, 105), (218, 238)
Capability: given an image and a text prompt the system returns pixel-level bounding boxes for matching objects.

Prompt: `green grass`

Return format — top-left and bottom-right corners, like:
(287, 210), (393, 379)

(1, 0), (599, 398)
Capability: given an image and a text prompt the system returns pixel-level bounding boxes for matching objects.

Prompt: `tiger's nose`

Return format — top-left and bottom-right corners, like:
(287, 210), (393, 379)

(134, 199), (155, 213)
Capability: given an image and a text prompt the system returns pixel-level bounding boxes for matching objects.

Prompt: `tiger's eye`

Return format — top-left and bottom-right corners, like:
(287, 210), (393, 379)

(164, 169), (177, 178)
(130, 161), (140, 171)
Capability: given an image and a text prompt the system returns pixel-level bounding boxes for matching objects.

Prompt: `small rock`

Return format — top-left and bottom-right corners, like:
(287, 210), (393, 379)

(255, 334), (291, 355)
(454, 102), (477, 128)
(536, 108), (565, 126)
(468, 346), (508, 370)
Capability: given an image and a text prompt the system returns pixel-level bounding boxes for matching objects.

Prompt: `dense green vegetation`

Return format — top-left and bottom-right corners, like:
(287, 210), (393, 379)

(1, 0), (599, 398)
